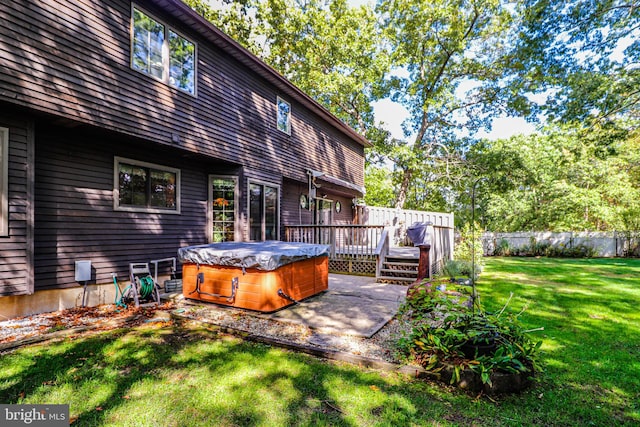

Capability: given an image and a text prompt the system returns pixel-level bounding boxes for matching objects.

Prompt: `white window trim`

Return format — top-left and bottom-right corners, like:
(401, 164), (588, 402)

(276, 96), (291, 135)
(247, 179), (280, 241)
(130, 3), (198, 97)
(0, 127), (8, 236)
(114, 156), (181, 214)
(208, 175), (238, 243)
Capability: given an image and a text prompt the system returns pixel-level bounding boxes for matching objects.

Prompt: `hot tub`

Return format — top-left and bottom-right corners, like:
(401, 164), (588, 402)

(178, 241), (330, 312)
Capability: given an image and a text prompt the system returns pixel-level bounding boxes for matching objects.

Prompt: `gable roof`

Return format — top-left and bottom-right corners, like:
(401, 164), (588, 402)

(152, 0), (372, 148)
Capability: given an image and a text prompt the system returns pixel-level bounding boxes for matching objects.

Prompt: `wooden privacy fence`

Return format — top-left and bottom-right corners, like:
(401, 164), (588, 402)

(483, 231), (640, 257)
(362, 206), (454, 228)
(430, 225), (454, 275)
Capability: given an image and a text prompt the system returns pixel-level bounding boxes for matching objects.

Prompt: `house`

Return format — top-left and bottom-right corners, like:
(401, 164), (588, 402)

(0, 0), (369, 318)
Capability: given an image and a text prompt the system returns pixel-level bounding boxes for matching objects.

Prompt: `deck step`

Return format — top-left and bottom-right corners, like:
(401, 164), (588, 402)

(383, 262), (419, 268)
(376, 252), (420, 284)
(377, 276), (416, 283)
(379, 268), (417, 274)
(384, 257), (419, 263)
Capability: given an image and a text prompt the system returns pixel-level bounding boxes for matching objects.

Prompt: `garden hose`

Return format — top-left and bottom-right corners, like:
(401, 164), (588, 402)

(112, 275), (128, 309)
(137, 276), (155, 300)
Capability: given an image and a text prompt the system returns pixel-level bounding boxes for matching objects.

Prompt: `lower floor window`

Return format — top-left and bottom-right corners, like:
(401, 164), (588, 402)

(249, 181), (279, 241)
(115, 157), (180, 213)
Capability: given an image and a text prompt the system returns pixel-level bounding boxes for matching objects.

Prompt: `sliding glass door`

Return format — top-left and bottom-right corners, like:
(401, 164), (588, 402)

(249, 181), (279, 241)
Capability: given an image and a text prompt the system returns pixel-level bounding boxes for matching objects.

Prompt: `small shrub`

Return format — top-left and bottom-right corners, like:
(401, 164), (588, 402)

(454, 223), (484, 268)
(529, 237), (551, 257)
(397, 285), (543, 389)
(494, 238), (511, 256)
(566, 243), (597, 258)
(442, 259), (480, 280)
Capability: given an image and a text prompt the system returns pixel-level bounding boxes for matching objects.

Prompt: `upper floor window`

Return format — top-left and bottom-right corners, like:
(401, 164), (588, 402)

(132, 6), (196, 95)
(114, 157), (181, 214)
(276, 97), (291, 135)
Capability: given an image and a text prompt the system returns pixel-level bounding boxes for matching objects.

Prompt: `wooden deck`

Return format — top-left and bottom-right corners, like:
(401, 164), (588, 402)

(284, 225), (450, 278)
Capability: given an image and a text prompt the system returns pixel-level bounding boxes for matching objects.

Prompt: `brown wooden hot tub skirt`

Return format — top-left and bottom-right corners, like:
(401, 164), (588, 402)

(182, 256), (328, 312)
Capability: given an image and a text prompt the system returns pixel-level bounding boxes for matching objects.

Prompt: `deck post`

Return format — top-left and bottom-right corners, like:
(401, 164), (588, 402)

(416, 244), (431, 282)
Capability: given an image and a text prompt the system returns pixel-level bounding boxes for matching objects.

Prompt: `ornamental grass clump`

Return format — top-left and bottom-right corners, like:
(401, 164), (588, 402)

(397, 282), (543, 391)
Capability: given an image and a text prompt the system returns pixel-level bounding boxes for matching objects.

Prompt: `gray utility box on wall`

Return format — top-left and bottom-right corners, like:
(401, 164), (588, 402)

(75, 260), (92, 282)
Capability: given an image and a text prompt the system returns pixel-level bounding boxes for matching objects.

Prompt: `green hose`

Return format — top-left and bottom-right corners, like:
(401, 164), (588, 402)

(113, 275), (128, 309)
(138, 276), (155, 300)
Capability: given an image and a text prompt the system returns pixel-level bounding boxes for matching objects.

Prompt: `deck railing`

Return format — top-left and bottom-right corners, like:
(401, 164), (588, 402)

(284, 224), (453, 277)
(284, 225), (385, 275)
(285, 225), (385, 258)
(375, 228), (390, 278)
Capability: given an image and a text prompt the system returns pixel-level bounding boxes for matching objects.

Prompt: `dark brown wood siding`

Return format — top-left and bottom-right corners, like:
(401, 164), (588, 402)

(282, 180), (314, 227)
(331, 194), (357, 225)
(0, 0), (367, 291)
(32, 122), (223, 290)
(282, 179), (356, 227)
(0, 0), (365, 190)
(0, 111), (34, 296)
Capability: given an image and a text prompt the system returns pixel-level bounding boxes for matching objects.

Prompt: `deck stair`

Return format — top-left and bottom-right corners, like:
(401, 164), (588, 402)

(377, 253), (419, 284)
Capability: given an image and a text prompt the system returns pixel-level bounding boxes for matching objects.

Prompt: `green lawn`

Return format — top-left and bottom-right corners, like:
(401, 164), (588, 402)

(477, 257), (640, 425)
(1, 257), (639, 426)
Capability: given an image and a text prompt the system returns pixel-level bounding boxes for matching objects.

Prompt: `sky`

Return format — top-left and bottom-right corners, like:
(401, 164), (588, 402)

(347, 0), (536, 142)
(371, 98), (537, 142)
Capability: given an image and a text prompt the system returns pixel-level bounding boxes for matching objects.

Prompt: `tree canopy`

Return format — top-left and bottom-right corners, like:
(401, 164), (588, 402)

(513, 0), (640, 126)
(466, 126), (640, 231)
(183, 0), (640, 231)
(375, 0), (518, 209)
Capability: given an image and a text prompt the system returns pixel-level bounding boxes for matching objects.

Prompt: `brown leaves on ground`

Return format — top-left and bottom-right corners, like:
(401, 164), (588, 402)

(1, 302), (176, 344)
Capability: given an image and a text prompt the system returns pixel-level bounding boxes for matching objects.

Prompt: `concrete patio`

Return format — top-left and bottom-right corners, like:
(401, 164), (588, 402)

(262, 273), (408, 338)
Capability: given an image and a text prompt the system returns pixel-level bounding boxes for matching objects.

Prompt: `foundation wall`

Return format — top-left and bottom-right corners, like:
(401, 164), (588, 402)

(0, 274), (174, 320)
(0, 283), (116, 320)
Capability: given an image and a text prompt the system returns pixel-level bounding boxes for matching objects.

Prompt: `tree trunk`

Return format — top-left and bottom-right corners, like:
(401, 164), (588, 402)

(395, 168), (413, 209)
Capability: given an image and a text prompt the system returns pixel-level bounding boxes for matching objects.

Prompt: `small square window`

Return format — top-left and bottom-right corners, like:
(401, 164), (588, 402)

(276, 97), (291, 135)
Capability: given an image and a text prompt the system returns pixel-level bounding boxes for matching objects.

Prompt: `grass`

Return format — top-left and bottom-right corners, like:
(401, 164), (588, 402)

(1, 257), (639, 426)
(477, 257), (640, 425)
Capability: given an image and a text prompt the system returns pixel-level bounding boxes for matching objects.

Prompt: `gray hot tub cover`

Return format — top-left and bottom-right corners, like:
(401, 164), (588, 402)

(177, 241), (330, 271)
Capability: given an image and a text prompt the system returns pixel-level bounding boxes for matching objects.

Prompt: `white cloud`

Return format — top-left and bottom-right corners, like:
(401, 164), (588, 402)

(475, 117), (536, 140)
